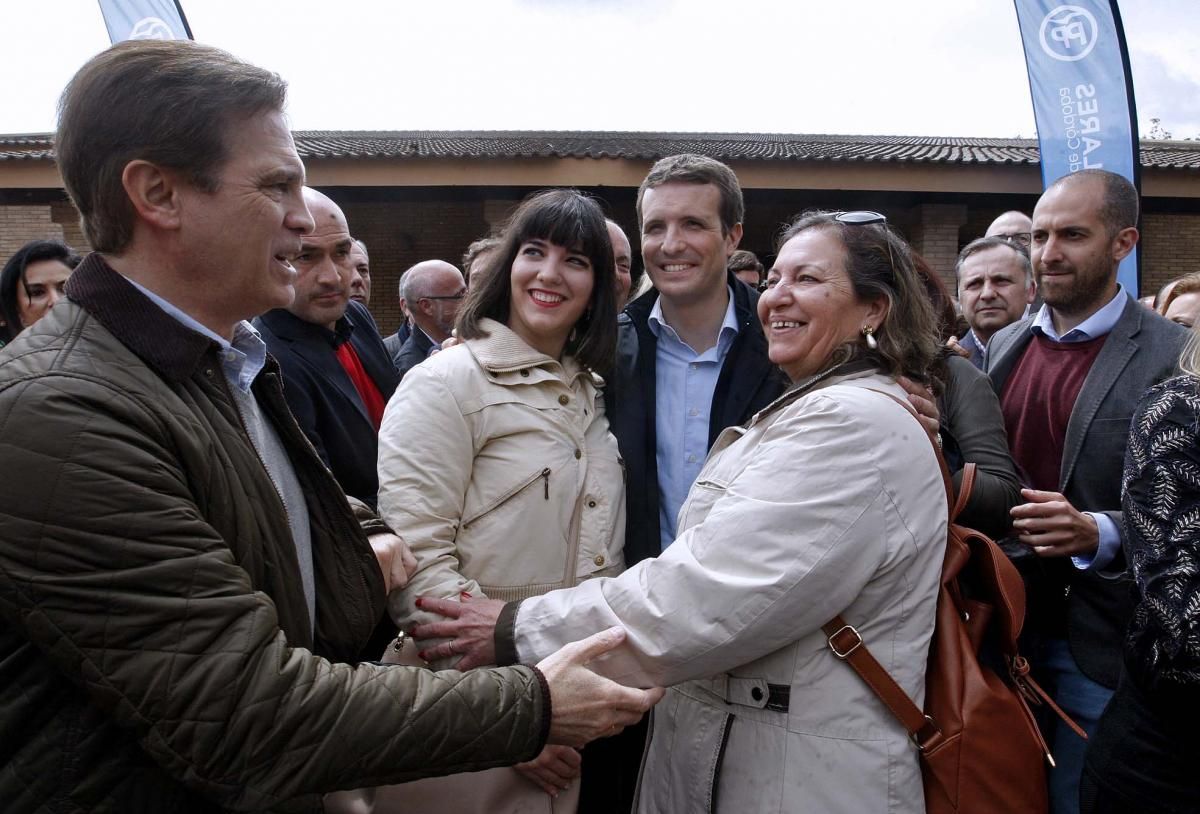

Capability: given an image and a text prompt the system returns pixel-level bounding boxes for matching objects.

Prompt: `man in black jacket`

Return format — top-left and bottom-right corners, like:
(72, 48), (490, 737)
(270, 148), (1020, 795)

(588, 155), (787, 814)
(608, 155), (786, 568)
(255, 187), (399, 509)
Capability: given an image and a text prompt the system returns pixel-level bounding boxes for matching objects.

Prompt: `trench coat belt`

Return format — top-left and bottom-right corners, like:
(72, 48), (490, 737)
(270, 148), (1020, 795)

(702, 674), (790, 713)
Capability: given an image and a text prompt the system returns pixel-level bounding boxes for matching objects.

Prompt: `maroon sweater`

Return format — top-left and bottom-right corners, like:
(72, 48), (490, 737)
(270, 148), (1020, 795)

(1001, 333), (1108, 491)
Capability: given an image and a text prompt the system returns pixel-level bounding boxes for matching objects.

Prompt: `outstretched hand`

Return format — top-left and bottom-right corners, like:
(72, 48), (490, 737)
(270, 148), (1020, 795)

(411, 594), (506, 669)
(537, 627), (665, 748)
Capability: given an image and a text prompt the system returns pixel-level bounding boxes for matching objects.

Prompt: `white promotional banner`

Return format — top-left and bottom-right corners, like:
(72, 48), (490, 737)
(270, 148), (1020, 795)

(1013, 1), (1141, 294)
(97, 0), (192, 43)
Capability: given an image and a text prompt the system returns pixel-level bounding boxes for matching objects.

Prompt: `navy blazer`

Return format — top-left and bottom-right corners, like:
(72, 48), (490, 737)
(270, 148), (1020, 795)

(986, 296), (1188, 686)
(607, 273), (788, 567)
(394, 327), (435, 382)
(255, 301), (399, 509)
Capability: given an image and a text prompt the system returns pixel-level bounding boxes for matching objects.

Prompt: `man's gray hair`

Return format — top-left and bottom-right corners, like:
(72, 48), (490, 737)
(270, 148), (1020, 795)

(955, 236), (1033, 289)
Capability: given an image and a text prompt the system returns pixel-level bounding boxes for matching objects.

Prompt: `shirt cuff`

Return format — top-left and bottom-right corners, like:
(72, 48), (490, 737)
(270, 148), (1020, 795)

(1072, 513), (1119, 570)
(495, 600), (522, 666)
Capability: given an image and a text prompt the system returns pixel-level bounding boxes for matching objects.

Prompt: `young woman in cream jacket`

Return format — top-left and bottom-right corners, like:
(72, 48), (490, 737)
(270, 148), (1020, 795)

(374, 190), (625, 812)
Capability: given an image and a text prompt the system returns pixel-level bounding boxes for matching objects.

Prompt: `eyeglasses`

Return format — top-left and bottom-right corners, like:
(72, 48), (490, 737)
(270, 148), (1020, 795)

(993, 231), (1032, 248)
(422, 289), (468, 302)
(833, 211), (895, 282)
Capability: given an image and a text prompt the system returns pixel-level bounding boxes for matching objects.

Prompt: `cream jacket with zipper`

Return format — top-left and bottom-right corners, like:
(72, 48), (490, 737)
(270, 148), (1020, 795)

(379, 319), (626, 659)
(510, 370), (945, 813)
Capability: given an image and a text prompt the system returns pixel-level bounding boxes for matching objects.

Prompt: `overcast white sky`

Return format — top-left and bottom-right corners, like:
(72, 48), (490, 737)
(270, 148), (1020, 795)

(1, 0), (1197, 138)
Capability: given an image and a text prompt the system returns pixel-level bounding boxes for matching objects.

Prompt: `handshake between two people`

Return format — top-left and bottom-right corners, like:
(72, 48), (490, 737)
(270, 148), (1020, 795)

(369, 533), (665, 751)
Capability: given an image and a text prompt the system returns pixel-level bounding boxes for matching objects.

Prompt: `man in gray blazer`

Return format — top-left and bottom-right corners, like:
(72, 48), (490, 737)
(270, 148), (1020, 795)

(986, 169), (1188, 814)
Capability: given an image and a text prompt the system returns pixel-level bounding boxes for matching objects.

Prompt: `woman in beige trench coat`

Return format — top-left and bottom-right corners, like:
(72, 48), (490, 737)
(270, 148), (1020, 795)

(416, 210), (948, 813)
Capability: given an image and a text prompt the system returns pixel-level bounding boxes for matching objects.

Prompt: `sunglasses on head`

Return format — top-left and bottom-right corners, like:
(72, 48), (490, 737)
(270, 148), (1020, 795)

(833, 211), (895, 282)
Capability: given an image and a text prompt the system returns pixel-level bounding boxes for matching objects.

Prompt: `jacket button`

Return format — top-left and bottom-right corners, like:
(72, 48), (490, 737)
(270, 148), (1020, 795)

(558, 394), (569, 405)
(751, 687), (764, 702)
(593, 555), (605, 567)
(574, 449), (582, 459)
(587, 499), (597, 508)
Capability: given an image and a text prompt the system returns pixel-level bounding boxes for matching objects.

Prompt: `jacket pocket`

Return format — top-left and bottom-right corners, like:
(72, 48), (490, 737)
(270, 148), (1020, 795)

(462, 466), (551, 528)
(636, 688), (734, 814)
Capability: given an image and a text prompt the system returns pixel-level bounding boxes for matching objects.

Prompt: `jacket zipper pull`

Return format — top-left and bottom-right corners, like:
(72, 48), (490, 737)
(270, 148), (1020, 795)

(542, 468), (551, 499)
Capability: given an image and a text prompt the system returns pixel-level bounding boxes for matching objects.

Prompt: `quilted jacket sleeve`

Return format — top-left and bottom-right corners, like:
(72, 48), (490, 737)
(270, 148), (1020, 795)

(0, 372), (547, 811)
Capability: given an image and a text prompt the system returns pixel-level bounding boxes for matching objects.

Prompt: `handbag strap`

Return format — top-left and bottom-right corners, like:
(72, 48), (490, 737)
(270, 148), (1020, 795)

(818, 387), (961, 750)
(820, 615), (943, 750)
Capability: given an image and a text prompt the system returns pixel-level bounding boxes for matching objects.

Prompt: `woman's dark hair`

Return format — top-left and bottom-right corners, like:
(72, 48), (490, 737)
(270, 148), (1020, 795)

(775, 211), (940, 381)
(0, 239), (82, 343)
(456, 189), (617, 376)
(910, 251), (959, 396)
(912, 252), (958, 344)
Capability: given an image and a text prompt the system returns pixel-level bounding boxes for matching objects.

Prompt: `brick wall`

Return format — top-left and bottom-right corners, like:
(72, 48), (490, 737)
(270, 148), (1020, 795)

(6, 195), (1200, 328)
(911, 204), (968, 292)
(337, 197), (495, 336)
(1140, 212), (1200, 298)
(0, 204), (62, 260)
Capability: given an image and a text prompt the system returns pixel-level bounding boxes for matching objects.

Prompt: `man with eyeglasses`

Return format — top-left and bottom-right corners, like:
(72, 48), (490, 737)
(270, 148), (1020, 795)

(985, 209), (1034, 249)
(392, 259), (467, 380)
(255, 187), (399, 510)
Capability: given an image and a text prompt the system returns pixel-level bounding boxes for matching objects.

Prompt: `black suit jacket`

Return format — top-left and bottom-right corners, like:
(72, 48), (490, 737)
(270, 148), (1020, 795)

(255, 301), (399, 509)
(607, 273), (788, 567)
(986, 297), (1188, 686)
(394, 327), (435, 382)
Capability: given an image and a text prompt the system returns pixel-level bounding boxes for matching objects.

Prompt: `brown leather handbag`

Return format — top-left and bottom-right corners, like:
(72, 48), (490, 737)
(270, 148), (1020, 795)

(823, 401), (1084, 814)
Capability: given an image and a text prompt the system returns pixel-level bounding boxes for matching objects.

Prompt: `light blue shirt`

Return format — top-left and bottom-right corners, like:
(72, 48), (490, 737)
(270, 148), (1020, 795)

(125, 278), (267, 393)
(1029, 285), (1128, 572)
(649, 287), (740, 550)
(123, 277), (315, 623)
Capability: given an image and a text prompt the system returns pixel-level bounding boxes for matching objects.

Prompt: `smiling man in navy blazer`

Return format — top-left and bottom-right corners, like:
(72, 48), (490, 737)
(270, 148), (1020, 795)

(255, 188), (399, 510)
(985, 169), (1188, 814)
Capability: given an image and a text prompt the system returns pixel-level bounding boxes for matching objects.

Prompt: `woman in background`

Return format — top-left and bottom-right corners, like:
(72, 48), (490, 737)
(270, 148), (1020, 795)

(0, 239), (81, 345)
(913, 253), (1022, 539)
(1080, 328), (1200, 814)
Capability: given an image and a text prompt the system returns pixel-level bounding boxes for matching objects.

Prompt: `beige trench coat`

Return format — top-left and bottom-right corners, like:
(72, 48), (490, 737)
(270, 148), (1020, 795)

(512, 370), (945, 813)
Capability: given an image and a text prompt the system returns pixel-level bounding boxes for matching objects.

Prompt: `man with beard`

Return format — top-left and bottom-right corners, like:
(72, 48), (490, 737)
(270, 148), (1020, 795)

(985, 169), (1188, 814)
(255, 187), (398, 509)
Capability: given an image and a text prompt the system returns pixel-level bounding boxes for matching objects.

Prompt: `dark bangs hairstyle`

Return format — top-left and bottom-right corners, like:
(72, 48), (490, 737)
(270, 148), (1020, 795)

(456, 189), (617, 376)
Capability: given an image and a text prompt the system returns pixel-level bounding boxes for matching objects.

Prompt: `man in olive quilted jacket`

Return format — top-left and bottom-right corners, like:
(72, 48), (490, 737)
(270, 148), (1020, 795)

(0, 39), (659, 814)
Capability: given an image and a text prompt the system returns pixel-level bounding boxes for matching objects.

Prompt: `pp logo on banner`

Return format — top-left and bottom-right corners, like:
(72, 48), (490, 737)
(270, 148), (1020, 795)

(1039, 5), (1099, 62)
(129, 17), (178, 40)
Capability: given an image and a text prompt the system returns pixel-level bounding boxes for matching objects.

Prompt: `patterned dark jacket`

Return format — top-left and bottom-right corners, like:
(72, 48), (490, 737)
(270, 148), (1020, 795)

(1122, 374), (1200, 706)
